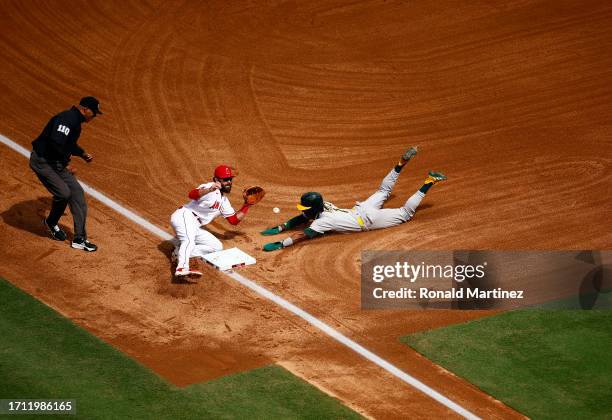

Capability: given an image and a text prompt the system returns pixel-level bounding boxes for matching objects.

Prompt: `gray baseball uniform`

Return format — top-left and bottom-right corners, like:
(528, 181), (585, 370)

(309, 169), (424, 234)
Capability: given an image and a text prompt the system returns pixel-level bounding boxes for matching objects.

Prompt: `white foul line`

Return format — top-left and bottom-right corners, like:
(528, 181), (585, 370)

(1, 133), (479, 420)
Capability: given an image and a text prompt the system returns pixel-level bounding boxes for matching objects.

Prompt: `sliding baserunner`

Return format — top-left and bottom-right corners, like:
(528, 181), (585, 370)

(261, 147), (446, 251)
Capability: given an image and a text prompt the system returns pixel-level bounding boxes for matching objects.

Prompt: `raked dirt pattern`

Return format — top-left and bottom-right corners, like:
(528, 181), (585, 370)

(1, 1), (611, 418)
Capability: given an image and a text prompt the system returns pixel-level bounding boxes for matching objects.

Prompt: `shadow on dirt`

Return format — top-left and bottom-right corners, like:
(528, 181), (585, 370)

(157, 239), (205, 285)
(0, 197), (72, 238)
(413, 203), (433, 212)
(157, 239), (175, 261)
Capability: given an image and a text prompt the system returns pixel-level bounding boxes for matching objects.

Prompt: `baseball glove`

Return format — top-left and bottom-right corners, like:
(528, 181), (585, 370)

(243, 186), (265, 205)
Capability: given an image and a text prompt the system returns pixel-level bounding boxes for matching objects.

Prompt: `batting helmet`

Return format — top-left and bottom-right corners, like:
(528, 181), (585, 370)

(297, 192), (324, 219)
(214, 165), (234, 179)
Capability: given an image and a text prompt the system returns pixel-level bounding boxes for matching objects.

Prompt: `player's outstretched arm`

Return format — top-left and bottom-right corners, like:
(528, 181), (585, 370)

(263, 227), (321, 251)
(226, 202), (252, 225)
(260, 214), (309, 235)
(226, 185), (264, 225)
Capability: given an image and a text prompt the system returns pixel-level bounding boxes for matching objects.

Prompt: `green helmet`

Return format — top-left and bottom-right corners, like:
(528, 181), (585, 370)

(296, 192), (324, 219)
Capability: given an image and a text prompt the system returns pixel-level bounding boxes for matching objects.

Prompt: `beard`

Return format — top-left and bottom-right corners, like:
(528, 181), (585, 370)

(221, 184), (232, 193)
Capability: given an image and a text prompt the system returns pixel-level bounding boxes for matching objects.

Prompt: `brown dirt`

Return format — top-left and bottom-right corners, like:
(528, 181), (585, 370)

(1, 1), (611, 418)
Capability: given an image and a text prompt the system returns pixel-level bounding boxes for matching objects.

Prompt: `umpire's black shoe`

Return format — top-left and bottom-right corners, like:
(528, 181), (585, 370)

(71, 238), (98, 252)
(43, 219), (67, 241)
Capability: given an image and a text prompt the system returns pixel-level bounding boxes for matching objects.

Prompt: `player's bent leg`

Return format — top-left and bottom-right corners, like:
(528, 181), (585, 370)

(192, 228), (223, 257)
(401, 171), (447, 218)
(367, 208), (410, 230)
(170, 208), (199, 273)
(367, 169), (447, 229)
(361, 169), (400, 209)
(361, 147), (417, 209)
(402, 191), (426, 219)
(380, 168), (401, 194)
(366, 193), (424, 230)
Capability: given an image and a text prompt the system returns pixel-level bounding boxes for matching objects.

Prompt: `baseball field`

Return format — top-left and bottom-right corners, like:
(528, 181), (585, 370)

(1, 1), (611, 418)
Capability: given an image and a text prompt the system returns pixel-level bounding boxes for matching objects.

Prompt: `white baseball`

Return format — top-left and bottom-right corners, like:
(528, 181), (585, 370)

(273, 207), (280, 213)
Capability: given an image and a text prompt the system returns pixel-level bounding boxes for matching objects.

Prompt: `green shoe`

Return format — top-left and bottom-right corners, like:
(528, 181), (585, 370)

(424, 171), (447, 184)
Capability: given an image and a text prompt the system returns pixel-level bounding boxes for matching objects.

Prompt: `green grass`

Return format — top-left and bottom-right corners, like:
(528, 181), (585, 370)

(0, 278), (361, 419)
(401, 310), (612, 419)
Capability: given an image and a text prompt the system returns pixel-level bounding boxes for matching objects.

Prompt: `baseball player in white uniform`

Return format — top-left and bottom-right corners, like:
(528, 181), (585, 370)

(261, 147), (447, 250)
(170, 165), (252, 279)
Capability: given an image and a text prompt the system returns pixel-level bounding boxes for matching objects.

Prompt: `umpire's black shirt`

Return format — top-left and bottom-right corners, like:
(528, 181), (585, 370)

(32, 106), (86, 166)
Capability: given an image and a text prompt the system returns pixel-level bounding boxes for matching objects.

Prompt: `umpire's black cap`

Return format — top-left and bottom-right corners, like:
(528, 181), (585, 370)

(79, 96), (103, 115)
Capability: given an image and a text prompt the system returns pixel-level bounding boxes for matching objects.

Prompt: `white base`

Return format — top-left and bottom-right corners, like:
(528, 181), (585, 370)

(202, 247), (256, 271)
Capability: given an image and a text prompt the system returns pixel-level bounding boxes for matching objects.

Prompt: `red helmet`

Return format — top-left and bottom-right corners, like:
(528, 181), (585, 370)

(214, 165), (234, 179)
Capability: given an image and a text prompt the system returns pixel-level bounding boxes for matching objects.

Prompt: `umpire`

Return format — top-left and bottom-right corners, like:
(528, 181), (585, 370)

(29, 96), (102, 252)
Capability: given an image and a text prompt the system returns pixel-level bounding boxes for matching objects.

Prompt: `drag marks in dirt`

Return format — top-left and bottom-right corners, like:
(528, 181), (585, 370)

(1, 132), (478, 419)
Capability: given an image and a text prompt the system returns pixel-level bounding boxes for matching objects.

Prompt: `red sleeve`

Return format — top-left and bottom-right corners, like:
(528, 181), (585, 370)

(188, 189), (200, 200)
(226, 214), (240, 225)
(226, 203), (249, 225)
(225, 204), (249, 225)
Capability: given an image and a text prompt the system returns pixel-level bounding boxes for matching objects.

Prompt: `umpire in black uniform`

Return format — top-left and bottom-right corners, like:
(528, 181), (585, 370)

(29, 96), (102, 252)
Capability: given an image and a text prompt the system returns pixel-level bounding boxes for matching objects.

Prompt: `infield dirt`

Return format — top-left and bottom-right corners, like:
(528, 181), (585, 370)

(1, 1), (611, 418)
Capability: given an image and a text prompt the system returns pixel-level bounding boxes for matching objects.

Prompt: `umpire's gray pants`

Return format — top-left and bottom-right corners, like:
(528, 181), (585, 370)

(29, 151), (88, 239)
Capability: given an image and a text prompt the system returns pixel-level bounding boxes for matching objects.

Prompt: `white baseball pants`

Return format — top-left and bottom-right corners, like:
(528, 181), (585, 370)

(170, 207), (223, 271)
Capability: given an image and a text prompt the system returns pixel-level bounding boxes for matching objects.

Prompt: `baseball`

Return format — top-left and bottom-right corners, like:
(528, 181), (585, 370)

(273, 207), (280, 213)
